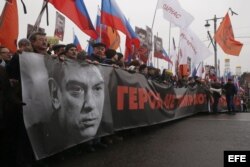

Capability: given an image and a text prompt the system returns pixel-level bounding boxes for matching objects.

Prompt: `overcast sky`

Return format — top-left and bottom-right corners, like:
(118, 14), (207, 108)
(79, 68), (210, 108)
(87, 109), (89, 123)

(1, 0), (250, 74)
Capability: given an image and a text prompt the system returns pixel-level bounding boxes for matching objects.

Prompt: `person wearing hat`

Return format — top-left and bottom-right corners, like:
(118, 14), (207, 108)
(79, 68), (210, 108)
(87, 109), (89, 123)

(139, 64), (148, 77)
(103, 49), (118, 65)
(223, 78), (237, 114)
(87, 42), (106, 63)
(51, 44), (65, 58)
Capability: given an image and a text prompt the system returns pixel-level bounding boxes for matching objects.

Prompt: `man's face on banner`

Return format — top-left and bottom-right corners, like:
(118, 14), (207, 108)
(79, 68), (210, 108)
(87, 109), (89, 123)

(209, 67), (215, 75)
(147, 30), (152, 48)
(138, 32), (146, 46)
(57, 64), (105, 139)
(155, 39), (162, 52)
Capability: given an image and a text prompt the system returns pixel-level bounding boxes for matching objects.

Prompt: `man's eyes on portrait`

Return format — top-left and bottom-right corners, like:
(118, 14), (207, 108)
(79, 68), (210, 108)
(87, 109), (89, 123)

(93, 83), (104, 94)
(67, 84), (84, 96)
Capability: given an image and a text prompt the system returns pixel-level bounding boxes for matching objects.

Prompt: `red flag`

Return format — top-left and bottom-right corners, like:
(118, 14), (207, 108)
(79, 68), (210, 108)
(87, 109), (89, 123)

(49, 0), (98, 39)
(0, 0), (18, 52)
(214, 13), (243, 56)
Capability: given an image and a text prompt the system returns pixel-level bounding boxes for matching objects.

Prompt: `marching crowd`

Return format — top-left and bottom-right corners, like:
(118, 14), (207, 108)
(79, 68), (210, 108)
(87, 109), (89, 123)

(0, 31), (248, 166)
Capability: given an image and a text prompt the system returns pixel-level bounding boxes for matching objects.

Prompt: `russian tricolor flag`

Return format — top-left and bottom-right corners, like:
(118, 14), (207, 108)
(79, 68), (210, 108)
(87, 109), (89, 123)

(162, 49), (173, 64)
(155, 48), (173, 65)
(101, 0), (140, 51)
(49, 0), (98, 39)
(73, 34), (82, 51)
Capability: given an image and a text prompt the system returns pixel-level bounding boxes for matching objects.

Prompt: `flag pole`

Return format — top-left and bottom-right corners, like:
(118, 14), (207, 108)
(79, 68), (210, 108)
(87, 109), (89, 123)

(156, 32), (159, 69)
(176, 38), (181, 79)
(97, 5), (102, 42)
(29, 0), (48, 38)
(72, 27), (75, 42)
(168, 22), (171, 70)
(151, 0), (159, 30)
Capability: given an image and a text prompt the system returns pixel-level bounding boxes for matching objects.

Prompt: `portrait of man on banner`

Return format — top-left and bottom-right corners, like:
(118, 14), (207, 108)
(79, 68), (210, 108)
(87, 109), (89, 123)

(26, 24), (45, 39)
(20, 53), (112, 160)
(146, 26), (153, 51)
(135, 27), (150, 63)
(54, 12), (65, 41)
(154, 35), (163, 57)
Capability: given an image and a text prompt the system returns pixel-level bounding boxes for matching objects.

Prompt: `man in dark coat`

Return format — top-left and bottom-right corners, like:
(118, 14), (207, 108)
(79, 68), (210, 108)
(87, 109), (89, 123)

(4, 38), (35, 166)
(223, 78), (237, 114)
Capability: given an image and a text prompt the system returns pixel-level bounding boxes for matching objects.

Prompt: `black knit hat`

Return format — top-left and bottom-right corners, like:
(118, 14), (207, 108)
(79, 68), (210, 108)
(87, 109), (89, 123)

(65, 43), (76, 51)
(52, 44), (65, 51)
(105, 49), (117, 59)
(92, 42), (106, 48)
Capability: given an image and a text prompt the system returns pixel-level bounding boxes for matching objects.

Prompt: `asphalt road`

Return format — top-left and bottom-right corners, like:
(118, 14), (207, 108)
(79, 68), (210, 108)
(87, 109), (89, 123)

(39, 112), (250, 167)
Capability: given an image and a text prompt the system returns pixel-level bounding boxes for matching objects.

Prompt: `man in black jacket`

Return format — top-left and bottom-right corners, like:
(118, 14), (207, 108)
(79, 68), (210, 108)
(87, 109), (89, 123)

(224, 78), (237, 114)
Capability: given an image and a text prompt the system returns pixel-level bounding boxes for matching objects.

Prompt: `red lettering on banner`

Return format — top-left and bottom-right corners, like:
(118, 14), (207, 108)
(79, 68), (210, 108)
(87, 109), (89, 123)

(117, 86), (209, 111)
(178, 94), (206, 108)
(156, 93), (163, 109)
(183, 96), (188, 107)
(179, 96), (187, 108)
(117, 86), (128, 110)
(138, 88), (148, 110)
(129, 87), (138, 110)
(148, 91), (157, 110)
(163, 4), (181, 18)
(188, 95), (193, 105)
(193, 95), (198, 105)
(197, 94), (205, 104)
(164, 94), (175, 110)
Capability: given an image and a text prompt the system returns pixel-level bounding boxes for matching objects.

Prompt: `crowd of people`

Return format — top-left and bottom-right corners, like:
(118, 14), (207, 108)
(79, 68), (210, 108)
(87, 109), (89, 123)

(0, 31), (248, 166)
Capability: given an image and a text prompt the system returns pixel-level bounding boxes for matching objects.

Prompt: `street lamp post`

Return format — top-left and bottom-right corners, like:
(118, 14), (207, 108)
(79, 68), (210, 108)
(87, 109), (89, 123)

(205, 15), (223, 78)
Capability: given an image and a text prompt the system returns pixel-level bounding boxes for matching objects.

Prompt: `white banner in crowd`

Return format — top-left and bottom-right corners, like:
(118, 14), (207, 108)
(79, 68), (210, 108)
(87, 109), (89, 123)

(157, 0), (194, 28)
(179, 28), (212, 64)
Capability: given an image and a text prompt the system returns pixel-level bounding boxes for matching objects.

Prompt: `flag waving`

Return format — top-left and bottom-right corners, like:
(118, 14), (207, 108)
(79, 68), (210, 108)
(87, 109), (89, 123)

(162, 49), (173, 64)
(95, 14), (110, 47)
(101, 0), (140, 48)
(107, 27), (120, 50)
(73, 34), (82, 51)
(96, 14), (120, 50)
(157, 0), (194, 29)
(49, 0), (98, 39)
(179, 28), (212, 64)
(0, 0), (18, 52)
(214, 13), (243, 56)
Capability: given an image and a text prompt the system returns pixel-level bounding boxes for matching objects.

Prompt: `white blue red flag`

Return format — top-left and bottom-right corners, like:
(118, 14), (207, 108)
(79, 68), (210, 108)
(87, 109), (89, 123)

(73, 34), (82, 51)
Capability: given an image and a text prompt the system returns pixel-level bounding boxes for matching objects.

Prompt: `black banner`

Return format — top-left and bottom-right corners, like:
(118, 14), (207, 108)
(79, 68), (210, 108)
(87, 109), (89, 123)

(20, 53), (209, 160)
